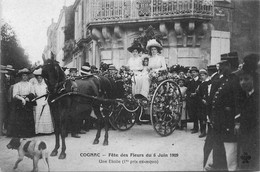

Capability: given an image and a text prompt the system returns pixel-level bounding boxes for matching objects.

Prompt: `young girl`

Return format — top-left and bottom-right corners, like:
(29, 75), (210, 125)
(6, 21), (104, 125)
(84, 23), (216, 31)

(177, 78), (188, 129)
(142, 57), (150, 75)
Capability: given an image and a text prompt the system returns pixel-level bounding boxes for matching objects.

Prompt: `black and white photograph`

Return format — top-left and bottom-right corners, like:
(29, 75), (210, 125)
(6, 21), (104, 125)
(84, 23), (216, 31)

(0, 0), (259, 171)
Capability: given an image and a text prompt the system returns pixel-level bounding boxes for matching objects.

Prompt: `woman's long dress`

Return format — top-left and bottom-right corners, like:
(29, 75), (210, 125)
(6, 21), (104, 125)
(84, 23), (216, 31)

(34, 81), (54, 134)
(127, 56), (143, 95)
(13, 81), (35, 137)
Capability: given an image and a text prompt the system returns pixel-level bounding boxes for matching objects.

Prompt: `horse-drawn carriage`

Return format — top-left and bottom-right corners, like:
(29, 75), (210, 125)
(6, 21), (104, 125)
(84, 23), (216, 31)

(40, 57), (183, 159)
(108, 68), (183, 136)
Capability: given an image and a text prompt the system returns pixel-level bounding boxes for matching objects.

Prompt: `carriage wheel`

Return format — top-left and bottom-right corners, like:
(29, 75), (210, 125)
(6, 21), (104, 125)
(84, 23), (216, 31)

(109, 103), (138, 131)
(150, 79), (182, 136)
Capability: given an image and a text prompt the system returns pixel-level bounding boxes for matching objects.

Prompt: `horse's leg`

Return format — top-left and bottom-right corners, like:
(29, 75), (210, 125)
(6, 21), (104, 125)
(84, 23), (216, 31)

(93, 106), (102, 144)
(103, 107), (109, 146)
(50, 108), (60, 156)
(59, 113), (67, 159)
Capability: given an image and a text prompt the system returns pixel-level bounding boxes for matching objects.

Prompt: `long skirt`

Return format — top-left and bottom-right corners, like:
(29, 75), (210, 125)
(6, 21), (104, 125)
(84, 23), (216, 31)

(34, 98), (54, 134)
(13, 101), (35, 138)
(132, 72), (150, 98)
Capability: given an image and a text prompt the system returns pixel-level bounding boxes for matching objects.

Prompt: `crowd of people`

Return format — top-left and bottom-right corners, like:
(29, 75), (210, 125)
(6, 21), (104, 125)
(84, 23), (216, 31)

(0, 38), (259, 171)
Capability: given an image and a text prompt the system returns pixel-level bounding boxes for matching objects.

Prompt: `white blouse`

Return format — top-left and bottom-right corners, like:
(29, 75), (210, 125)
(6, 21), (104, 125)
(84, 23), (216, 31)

(148, 54), (167, 72)
(34, 81), (48, 97)
(127, 57), (143, 72)
(13, 81), (34, 97)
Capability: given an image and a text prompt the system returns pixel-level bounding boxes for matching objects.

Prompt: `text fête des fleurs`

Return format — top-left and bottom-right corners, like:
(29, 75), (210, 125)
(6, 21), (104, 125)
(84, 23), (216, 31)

(80, 153), (178, 164)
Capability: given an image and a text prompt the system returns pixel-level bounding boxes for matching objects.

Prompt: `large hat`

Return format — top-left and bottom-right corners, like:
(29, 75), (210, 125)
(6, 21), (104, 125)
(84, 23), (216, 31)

(127, 42), (144, 53)
(235, 54), (260, 76)
(81, 65), (91, 75)
(243, 54), (259, 73)
(18, 68), (31, 75)
(146, 39), (162, 50)
(33, 68), (42, 76)
(218, 52), (239, 67)
(1, 65), (14, 74)
(190, 66), (199, 73)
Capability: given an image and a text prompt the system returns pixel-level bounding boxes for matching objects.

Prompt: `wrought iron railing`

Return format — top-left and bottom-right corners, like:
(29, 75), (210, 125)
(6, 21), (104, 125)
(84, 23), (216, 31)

(89, 0), (214, 22)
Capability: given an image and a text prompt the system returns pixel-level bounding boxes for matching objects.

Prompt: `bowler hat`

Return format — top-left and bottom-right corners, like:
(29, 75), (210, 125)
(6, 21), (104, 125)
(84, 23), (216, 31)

(190, 66), (199, 73)
(108, 65), (117, 71)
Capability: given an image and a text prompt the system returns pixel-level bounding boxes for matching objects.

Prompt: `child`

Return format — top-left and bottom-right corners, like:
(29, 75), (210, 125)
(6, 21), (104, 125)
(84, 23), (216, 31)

(177, 78), (188, 129)
(142, 57), (150, 75)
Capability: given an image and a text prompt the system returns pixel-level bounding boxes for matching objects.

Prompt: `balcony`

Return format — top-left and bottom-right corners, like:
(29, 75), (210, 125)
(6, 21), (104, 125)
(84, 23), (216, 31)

(88, 0), (214, 26)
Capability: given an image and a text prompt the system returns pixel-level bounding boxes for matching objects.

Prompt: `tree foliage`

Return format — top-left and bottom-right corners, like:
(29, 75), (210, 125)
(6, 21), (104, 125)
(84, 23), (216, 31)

(1, 22), (31, 69)
(135, 25), (163, 53)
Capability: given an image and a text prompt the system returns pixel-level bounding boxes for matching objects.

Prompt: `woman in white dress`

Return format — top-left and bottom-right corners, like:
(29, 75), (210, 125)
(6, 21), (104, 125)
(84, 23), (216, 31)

(33, 68), (54, 134)
(141, 39), (167, 98)
(126, 42), (144, 96)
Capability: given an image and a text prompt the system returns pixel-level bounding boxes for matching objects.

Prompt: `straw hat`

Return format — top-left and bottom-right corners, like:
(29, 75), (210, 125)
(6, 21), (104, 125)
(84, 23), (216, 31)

(33, 68), (42, 76)
(146, 39), (162, 50)
(81, 65), (91, 75)
(199, 68), (208, 75)
(18, 68), (30, 76)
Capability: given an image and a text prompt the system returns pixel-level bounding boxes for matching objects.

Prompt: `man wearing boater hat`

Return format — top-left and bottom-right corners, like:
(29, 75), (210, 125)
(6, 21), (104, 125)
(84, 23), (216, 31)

(205, 52), (242, 171)
(186, 66), (201, 133)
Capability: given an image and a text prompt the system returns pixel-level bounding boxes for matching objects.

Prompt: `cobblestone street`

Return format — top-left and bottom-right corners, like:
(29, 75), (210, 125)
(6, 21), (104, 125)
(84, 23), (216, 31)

(0, 123), (206, 171)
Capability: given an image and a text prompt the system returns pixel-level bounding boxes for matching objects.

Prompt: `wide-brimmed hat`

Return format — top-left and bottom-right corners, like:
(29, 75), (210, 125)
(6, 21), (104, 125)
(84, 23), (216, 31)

(81, 66), (91, 75)
(218, 52), (239, 68)
(33, 68), (42, 76)
(1, 65), (14, 74)
(235, 54), (260, 76)
(127, 42), (144, 53)
(190, 66), (199, 73)
(199, 68), (208, 75)
(146, 39), (162, 50)
(18, 68), (31, 76)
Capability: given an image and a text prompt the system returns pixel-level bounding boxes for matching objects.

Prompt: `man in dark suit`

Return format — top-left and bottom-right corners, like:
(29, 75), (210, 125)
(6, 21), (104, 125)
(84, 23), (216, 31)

(209, 52), (241, 171)
(186, 66), (201, 133)
(203, 64), (220, 169)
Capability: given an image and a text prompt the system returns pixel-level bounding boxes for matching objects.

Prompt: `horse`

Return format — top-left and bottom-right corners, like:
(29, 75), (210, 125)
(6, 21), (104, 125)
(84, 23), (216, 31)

(41, 57), (125, 159)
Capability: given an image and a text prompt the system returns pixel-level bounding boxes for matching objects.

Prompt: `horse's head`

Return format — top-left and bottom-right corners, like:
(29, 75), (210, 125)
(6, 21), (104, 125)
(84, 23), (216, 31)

(41, 58), (66, 94)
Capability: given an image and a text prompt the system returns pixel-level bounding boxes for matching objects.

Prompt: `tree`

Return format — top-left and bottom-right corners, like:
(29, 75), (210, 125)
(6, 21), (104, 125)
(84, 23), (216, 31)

(1, 21), (31, 69)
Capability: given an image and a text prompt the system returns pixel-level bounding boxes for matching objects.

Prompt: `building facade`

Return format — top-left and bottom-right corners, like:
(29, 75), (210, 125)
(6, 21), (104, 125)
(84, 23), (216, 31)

(47, 0), (259, 69)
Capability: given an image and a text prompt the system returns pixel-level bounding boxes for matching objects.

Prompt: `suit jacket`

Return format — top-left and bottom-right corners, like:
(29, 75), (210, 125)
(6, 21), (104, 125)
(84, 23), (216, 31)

(211, 73), (241, 142)
(186, 77), (201, 105)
